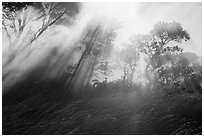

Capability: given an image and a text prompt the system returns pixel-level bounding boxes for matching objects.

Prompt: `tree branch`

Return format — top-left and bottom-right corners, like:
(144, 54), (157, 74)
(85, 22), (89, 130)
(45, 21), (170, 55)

(31, 9), (68, 43)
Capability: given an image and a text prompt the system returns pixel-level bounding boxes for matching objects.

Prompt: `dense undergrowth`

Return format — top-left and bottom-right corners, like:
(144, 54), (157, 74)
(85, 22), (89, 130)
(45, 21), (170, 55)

(2, 75), (202, 135)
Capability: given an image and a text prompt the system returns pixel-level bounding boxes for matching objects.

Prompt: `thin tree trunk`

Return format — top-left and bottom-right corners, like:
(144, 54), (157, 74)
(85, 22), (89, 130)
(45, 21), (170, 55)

(64, 27), (99, 92)
(84, 55), (98, 87)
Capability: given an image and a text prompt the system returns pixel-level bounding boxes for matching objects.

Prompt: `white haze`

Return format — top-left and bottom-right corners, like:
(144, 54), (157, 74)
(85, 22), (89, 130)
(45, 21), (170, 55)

(2, 2), (202, 92)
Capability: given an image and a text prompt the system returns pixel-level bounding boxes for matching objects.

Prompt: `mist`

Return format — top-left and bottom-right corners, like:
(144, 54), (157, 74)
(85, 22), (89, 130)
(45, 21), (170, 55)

(2, 2), (202, 92)
(2, 2), (202, 135)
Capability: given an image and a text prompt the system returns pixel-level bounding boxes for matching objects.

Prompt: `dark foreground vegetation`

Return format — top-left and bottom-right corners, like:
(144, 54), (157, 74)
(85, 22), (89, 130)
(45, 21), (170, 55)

(2, 73), (202, 135)
(2, 2), (202, 135)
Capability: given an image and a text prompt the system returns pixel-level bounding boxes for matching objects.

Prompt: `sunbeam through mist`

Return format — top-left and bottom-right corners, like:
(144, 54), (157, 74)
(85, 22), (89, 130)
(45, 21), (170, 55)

(2, 2), (202, 135)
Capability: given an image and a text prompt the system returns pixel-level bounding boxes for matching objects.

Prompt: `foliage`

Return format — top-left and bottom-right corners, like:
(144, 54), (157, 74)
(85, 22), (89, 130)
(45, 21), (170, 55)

(2, 2), (41, 11)
(118, 36), (141, 85)
(135, 22), (190, 69)
(2, 2), (69, 51)
(65, 20), (120, 90)
(150, 21), (190, 45)
(2, 76), (202, 134)
(2, 4), (202, 134)
(157, 53), (202, 94)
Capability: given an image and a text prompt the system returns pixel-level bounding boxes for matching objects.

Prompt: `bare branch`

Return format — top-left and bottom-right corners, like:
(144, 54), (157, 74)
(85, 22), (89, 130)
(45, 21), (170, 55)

(31, 9), (68, 43)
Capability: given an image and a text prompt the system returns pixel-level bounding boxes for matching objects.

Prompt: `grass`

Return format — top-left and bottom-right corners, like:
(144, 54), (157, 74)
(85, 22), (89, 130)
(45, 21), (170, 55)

(2, 78), (202, 135)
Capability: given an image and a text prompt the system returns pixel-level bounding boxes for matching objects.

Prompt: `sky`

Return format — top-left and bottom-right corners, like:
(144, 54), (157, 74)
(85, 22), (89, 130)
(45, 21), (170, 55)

(80, 2), (202, 55)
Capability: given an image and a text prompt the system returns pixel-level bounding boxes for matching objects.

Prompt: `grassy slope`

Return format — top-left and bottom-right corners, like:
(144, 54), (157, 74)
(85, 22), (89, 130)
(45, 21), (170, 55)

(2, 78), (202, 135)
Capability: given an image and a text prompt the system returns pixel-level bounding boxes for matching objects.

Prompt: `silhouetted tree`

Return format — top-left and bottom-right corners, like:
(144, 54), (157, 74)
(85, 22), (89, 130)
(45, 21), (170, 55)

(2, 2), (70, 51)
(64, 20), (120, 93)
(137, 22), (190, 88)
(158, 53), (202, 93)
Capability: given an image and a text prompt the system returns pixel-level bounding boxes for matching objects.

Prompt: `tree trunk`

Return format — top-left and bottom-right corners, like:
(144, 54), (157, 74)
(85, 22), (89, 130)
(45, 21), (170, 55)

(64, 27), (99, 93)
(84, 55), (98, 87)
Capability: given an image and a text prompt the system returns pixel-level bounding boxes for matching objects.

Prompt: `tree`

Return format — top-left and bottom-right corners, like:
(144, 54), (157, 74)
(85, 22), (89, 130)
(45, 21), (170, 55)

(157, 53), (202, 94)
(2, 2), (80, 87)
(151, 21), (190, 45)
(147, 22), (190, 68)
(63, 19), (120, 93)
(137, 22), (190, 88)
(119, 40), (140, 86)
(2, 2), (70, 52)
